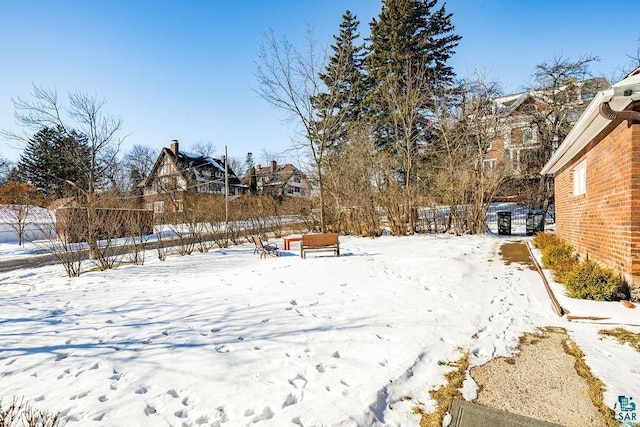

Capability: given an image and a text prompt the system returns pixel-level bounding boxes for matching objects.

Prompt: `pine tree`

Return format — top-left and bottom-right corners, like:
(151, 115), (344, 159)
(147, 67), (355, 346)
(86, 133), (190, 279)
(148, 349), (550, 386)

(16, 126), (91, 199)
(365, 0), (461, 147)
(315, 10), (367, 147)
(363, 0), (461, 233)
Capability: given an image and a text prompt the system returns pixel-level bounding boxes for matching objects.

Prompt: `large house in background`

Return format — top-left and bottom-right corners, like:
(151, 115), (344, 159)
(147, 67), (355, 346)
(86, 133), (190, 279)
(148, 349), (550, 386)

(541, 67), (640, 301)
(139, 140), (246, 215)
(484, 77), (610, 174)
(242, 160), (308, 198)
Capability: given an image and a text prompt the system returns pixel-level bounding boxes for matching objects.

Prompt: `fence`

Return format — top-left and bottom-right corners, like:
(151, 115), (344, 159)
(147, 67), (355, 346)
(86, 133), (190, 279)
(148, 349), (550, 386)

(485, 203), (530, 226)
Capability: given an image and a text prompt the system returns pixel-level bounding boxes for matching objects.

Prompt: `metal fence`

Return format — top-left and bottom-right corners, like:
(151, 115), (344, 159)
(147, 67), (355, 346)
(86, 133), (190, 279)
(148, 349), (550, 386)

(485, 203), (530, 226)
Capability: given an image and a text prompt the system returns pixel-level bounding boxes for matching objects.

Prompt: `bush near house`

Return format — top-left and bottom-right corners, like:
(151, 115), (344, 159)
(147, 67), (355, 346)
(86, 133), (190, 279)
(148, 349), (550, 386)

(565, 260), (626, 301)
(532, 232), (627, 301)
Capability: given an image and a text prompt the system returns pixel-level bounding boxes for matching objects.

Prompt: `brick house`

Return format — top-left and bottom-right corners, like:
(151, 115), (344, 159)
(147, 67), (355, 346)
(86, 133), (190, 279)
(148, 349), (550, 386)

(242, 160), (308, 198)
(485, 77), (609, 173)
(139, 140), (246, 216)
(540, 68), (640, 300)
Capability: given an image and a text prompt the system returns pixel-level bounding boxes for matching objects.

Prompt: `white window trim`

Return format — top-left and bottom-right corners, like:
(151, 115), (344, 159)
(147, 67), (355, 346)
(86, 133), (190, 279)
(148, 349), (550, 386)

(573, 160), (587, 196)
(483, 158), (497, 169)
(153, 201), (164, 214)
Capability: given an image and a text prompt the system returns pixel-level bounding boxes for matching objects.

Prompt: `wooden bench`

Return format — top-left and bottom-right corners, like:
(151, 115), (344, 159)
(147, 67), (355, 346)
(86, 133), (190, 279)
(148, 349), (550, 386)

(250, 235), (279, 259)
(300, 233), (340, 259)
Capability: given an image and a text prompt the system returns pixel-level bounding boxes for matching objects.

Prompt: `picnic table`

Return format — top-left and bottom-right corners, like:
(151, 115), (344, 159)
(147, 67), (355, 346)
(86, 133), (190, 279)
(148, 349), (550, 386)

(283, 235), (303, 250)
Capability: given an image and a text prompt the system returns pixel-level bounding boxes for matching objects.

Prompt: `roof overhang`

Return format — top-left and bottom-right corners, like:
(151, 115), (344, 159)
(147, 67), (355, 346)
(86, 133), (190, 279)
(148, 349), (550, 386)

(540, 73), (640, 175)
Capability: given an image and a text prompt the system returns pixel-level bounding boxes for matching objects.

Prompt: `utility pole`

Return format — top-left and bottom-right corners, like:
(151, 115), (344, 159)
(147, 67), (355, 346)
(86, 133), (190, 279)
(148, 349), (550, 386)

(224, 145), (229, 228)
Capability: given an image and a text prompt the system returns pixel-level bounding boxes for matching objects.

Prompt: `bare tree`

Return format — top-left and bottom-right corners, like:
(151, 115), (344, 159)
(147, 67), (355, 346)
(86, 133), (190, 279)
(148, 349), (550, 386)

(123, 144), (158, 194)
(519, 54), (603, 210)
(190, 140), (216, 157)
(379, 60), (434, 234)
(254, 28), (345, 232)
(0, 182), (45, 245)
(323, 124), (381, 236)
(2, 85), (126, 266)
(0, 155), (13, 185)
(429, 72), (512, 234)
(612, 39), (640, 81)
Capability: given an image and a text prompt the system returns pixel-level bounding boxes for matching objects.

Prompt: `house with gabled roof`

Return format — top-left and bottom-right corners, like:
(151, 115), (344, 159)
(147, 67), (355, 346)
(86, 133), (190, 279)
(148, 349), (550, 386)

(242, 160), (308, 199)
(484, 77), (609, 174)
(139, 140), (246, 215)
(540, 67), (640, 300)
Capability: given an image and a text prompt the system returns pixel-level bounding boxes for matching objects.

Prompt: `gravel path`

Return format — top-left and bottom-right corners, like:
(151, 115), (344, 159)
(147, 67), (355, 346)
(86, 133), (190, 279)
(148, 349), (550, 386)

(470, 326), (607, 427)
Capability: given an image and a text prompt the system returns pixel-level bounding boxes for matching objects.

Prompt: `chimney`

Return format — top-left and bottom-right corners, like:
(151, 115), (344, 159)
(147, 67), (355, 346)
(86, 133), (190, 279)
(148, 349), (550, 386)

(270, 160), (277, 173)
(220, 155), (226, 166)
(257, 164), (262, 170)
(170, 140), (179, 155)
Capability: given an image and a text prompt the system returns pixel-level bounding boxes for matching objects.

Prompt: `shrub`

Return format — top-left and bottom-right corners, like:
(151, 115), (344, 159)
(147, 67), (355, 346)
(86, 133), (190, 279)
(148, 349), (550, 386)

(540, 239), (579, 281)
(532, 232), (559, 251)
(565, 260), (626, 301)
(0, 396), (65, 427)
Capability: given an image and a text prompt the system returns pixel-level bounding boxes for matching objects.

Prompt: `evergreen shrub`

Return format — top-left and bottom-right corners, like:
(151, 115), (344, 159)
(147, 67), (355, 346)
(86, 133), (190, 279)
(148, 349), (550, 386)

(531, 232), (558, 251)
(540, 239), (579, 282)
(531, 232), (628, 300)
(565, 260), (626, 301)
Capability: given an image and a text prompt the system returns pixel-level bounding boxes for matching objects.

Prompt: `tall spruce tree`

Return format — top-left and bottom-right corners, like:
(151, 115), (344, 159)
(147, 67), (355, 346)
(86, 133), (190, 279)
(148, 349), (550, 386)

(315, 10), (367, 147)
(365, 0), (461, 147)
(364, 0), (461, 233)
(16, 126), (91, 198)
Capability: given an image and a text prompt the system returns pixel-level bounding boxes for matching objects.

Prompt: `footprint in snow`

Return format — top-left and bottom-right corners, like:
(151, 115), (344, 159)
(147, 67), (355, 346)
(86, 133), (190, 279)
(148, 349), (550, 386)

(55, 353), (69, 361)
(135, 386), (148, 394)
(282, 393), (298, 408)
(252, 407), (275, 423)
(288, 374), (307, 389)
(215, 345), (230, 353)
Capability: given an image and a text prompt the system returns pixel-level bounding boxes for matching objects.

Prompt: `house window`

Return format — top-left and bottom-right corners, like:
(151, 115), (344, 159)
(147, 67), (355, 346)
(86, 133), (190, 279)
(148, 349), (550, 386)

(483, 159), (497, 169)
(573, 160), (587, 195)
(523, 128), (535, 145)
(177, 178), (186, 191)
(154, 201), (164, 213)
(174, 200), (183, 212)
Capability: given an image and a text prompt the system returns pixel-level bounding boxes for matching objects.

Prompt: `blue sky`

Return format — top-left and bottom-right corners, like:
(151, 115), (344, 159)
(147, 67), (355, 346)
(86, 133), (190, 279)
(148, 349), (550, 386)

(1, 1), (639, 164)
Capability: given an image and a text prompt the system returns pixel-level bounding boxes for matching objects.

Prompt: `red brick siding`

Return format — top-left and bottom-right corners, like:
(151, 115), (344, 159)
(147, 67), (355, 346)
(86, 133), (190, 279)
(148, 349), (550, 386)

(486, 136), (505, 163)
(554, 119), (640, 296)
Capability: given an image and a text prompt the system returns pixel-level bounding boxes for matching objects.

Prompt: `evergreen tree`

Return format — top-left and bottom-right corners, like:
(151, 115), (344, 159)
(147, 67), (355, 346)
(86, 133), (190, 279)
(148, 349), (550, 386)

(315, 10), (367, 147)
(365, 0), (461, 147)
(16, 126), (91, 199)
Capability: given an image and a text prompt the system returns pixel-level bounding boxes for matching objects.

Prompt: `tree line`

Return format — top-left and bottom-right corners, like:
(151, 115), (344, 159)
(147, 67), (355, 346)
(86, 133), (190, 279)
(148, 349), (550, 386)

(1, 0), (639, 242)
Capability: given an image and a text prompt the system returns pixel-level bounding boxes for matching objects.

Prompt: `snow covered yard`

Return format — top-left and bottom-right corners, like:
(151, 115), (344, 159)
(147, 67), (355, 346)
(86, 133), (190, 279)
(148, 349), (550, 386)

(0, 233), (638, 426)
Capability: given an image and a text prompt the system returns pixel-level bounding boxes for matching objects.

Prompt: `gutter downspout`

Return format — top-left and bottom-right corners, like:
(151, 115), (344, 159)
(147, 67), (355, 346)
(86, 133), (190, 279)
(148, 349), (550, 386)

(598, 102), (640, 122)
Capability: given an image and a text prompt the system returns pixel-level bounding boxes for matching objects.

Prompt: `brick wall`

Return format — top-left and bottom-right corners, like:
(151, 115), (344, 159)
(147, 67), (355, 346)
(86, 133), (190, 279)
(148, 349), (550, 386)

(554, 118), (640, 299)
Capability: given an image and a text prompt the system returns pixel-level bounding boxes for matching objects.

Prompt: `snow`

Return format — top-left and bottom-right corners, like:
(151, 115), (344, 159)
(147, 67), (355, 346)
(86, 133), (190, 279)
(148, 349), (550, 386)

(0, 233), (638, 426)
